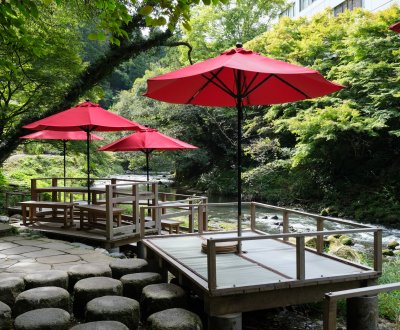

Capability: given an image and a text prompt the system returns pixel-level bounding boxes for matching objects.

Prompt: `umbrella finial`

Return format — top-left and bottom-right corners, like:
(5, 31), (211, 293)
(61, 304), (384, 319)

(236, 43), (243, 48)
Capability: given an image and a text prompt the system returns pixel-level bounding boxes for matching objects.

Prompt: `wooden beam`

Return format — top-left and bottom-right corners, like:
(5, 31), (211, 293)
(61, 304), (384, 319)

(316, 217), (324, 254)
(323, 298), (337, 330)
(282, 211), (289, 242)
(250, 202), (256, 231)
(296, 236), (305, 280)
(373, 230), (382, 273)
(207, 239), (217, 291)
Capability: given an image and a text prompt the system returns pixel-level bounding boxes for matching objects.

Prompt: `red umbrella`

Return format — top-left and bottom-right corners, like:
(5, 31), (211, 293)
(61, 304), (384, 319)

(145, 44), (344, 244)
(23, 101), (145, 203)
(390, 22), (400, 33)
(20, 130), (103, 182)
(98, 128), (198, 182)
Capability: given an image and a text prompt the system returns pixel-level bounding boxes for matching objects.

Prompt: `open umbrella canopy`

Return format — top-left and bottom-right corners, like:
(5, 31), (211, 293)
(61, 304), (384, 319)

(145, 46), (343, 106)
(23, 101), (145, 203)
(23, 101), (145, 132)
(98, 128), (198, 152)
(390, 22), (400, 33)
(98, 128), (198, 181)
(20, 130), (103, 141)
(145, 44), (344, 246)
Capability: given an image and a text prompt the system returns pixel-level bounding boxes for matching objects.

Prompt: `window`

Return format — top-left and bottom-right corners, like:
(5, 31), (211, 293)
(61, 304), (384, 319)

(299, 0), (318, 12)
(280, 3), (295, 18)
(333, 0), (363, 16)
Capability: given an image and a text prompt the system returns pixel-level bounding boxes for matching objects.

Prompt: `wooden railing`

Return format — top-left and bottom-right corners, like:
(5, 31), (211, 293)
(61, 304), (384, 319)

(323, 283), (400, 330)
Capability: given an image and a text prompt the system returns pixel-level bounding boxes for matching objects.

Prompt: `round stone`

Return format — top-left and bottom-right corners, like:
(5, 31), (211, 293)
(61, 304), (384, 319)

(141, 283), (187, 319)
(121, 272), (162, 300)
(85, 295), (140, 329)
(0, 301), (11, 330)
(73, 277), (122, 319)
(0, 276), (25, 307)
(68, 264), (112, 291)
(13, 286), (70, 317)
(109, 258), (148, 279)
(14, 308), (70, 330)
(70, 321), (128, 330)
(24, 270), (69, 290)
(147, 308), (203, 330)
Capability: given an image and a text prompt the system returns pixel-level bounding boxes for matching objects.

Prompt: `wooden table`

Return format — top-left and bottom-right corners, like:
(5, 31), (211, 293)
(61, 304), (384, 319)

(19, 201), (75, 227)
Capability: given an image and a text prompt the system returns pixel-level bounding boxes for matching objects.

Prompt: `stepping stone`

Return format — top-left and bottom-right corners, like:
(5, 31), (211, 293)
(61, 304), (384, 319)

(24, 270), (69, 290)
(147, 308), (203, 330)
(0, 301), (11, 330)
(109, 258), (148, 279)
(73, 277), (122, 319)
(68, 264), (112, 291)
(70, 321), (128, 330)
(7, 261), (51, 273)
(0, 276), (25, 307)
(141, 283), (187, 319)
(121, 272), (162, 300)
(85, 295), (140, 329)
(14, 308), (70, 330)
(13, 286), (70, 317)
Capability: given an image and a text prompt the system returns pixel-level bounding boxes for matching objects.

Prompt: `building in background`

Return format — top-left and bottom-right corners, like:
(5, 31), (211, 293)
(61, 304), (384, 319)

(281, 0), (400, 19)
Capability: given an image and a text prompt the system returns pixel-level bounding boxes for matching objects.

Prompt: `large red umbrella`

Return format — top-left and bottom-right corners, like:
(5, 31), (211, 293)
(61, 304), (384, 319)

(145, 44), (344, 244)
(23, 101), (145, 203)
(390, 22), (400, 33)
(98, 128), (198, 182)
(20, 130), (103, 182)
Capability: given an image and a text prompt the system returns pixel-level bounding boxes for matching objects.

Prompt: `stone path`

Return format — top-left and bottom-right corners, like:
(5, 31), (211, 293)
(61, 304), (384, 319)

(0, 233), (115, 276)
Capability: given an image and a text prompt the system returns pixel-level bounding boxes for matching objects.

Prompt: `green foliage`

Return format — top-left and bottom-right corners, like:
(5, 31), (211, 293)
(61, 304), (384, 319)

(378, 257), (400, 321)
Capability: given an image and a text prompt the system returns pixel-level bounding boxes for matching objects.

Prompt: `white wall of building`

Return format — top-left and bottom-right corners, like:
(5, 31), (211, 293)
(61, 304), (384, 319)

(288, 0), (400, 19)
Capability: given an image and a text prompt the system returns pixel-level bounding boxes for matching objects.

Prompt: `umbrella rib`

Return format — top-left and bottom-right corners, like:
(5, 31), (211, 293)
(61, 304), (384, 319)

(208, 71), (236, 98)
(270, 74), (310, 98)
(243, 74), (274, 98)
(187, 68), (225, 103)
(242, 72), (260, 97)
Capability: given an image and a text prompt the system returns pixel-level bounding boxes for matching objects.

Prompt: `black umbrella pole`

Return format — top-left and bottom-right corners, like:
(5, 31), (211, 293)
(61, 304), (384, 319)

(63, 140), (67, 201)
(86, 131), (91, 205)
(237, 102), (243, 240)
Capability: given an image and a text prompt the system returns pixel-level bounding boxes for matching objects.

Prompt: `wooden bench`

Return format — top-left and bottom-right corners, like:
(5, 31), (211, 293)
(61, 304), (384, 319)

(77, 205), (123, 230)
(161, 219), (182, 234)
(19, 201), (75, 227)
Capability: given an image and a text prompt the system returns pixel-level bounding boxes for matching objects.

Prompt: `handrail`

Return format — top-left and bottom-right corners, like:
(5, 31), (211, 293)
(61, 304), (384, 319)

(323, 283), (400, 330)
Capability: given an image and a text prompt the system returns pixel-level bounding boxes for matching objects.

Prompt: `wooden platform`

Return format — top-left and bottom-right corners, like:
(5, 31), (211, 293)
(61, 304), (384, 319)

(142, 231), (380, 316)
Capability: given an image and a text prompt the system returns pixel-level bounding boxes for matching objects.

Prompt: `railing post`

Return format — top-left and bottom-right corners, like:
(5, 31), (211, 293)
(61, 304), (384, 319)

(374, 229), (382, 273)
(188, 199), (193, 233)
(51, 178), (58, 201)
(283, 210), (289, 241)
(161, 193), (167, 215)
(202, 197), (208, 231)
(140, 207), (146, 238)
(250, 202), (256, 231)
(207, 238), (217, 291)
(132, 184), (140, 226)
(105, 185), (113, 241)
(198, 205), (204, 234)
(323, 295), (337, 330)
(152, 182), (158, 209)
(296, 236), (305, 280)
(31, 179), (37, 201)
(316, 217), (324, 254)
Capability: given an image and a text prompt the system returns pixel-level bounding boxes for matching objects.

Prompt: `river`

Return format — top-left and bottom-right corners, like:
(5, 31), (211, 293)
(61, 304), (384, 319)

(99, 173), (400, 247)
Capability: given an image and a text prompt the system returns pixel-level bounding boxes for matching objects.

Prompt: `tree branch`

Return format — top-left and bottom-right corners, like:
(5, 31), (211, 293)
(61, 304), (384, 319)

(166, 41), (194, 64)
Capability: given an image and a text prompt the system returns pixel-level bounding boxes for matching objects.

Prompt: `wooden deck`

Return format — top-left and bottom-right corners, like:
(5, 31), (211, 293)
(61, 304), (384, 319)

(142, 230), (381, 316)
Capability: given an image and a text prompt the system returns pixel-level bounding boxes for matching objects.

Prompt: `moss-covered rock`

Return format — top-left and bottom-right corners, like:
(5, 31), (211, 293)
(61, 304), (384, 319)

(387, 240), (399, 250)
(339, 235), (354, 246)
(305, 237), (317, 249)
(330, 245), (361, 263)
(382, 249), (394, 256)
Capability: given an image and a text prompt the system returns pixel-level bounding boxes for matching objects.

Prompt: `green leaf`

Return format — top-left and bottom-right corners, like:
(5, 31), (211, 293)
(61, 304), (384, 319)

(97, 32), (106, 41)
(182, 21), (192, 31)
(88, 33), (98, 40)
(139, 5), (153, 16)
(202, 0), (211, 5)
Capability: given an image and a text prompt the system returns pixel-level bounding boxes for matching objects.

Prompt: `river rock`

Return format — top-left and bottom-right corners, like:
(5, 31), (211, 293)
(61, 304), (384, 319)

(109, 258), (148, 279)
(387, 240), (399, 250)
(13, 308), (70, 330)
(121, 272), (162, 300)
(382, 249), (394, 256)
(147, 308), (203, 330)
(24, 270), (68, 290)
(0, 277), (25, 307)
(70, 321), (128, 330)
(0, 216), (9, 223)
(339, 235), (354, 246)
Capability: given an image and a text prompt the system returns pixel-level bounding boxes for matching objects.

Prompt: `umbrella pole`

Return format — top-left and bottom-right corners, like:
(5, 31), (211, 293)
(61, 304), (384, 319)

(146, 150), (151, 215)
(236, 71), (243, 254)
(63, 140), (67, 201)
(86, 130), (91, 205)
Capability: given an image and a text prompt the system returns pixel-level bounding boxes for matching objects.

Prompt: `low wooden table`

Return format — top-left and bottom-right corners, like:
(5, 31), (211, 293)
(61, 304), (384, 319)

(77, 205), (123, 230)
(19, 201), (75, 227)
(161, 219), (182, 234)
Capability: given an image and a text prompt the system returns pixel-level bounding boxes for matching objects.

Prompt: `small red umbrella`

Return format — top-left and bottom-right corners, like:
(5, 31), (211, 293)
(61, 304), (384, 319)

(98, 128), (198, 182)
(20, 130), (103, 182)
(390, 22), (400, 33)
(24, 101), (145, 202)
(145, 44), (344, 244)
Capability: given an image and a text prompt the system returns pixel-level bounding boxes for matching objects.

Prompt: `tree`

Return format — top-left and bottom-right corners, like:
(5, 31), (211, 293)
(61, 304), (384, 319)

(0, 0), (228, 164)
